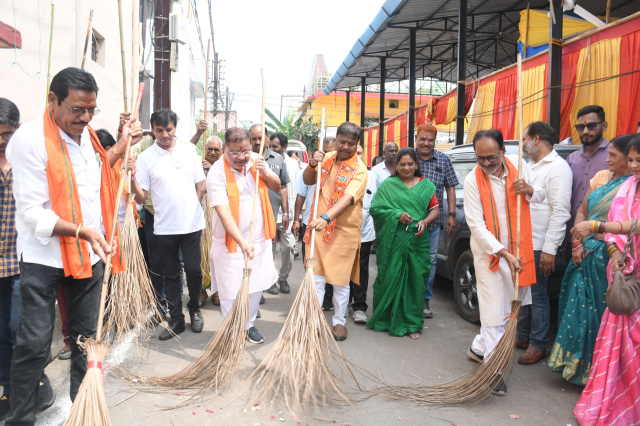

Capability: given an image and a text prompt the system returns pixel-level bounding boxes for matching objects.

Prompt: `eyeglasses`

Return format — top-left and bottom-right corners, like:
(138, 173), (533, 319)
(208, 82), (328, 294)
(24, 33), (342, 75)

(0, 131), (14, 142)
(475, 155), (501, 164)
(575, 122), (602, 132)
(62, 101), (100, 116)
(228, 151), (251, 157)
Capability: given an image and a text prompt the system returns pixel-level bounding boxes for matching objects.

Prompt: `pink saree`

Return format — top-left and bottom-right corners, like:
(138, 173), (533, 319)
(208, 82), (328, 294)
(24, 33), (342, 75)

(574, 176), (640, 426)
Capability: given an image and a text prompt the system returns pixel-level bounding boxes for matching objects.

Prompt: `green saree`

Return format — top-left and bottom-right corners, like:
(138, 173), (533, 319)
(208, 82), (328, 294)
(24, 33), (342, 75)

(547, 174), (630, 385)
(366, 176), (436, 337)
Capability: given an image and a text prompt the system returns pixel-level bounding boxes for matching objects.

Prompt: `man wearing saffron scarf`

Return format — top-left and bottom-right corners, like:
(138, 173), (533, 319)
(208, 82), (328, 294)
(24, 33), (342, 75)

(304, 122), (368, 342)
(206, 127), (280, 344)
(5, 67), (141, 425)
(463, 129), (542, 396)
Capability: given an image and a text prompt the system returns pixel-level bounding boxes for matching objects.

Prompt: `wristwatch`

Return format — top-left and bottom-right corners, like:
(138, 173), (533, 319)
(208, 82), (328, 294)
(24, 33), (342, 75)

(448, 212), (457, 218)
(321, 213), (332, 224)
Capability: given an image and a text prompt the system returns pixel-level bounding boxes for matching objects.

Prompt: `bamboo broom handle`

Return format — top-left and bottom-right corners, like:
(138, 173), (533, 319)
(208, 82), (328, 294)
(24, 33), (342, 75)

(96, 83), (145, 342)
(80, 10), (93, 70)
(514, 54), (524, 300)
(118, 0), (128, 112)
(523, 3), (530, 59)
(45, 4), (54, 107)
(246, 69), (267, 270)
(308, 107), (326, 260)
(201, 40), (211, 149)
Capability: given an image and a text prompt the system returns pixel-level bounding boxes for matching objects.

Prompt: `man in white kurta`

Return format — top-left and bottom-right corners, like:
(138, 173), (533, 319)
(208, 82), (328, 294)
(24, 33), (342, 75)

(463, 130), (544, 395)
(206, 127), (280, 344)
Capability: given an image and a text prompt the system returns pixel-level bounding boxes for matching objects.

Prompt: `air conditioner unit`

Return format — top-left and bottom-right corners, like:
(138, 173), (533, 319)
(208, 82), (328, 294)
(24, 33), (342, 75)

(170, 42), (179, 72)
(169, 13), (186, 45)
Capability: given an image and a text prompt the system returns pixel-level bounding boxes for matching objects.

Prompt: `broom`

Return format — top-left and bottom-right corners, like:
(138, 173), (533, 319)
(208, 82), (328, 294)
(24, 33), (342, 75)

(200, 39), (213, 298)
(118, 69), (269, 400)
(63, 83), (145, 426)
(246, 107), (370, 415)
(101, 4), (161, 350)
(375, 54), (527, 406)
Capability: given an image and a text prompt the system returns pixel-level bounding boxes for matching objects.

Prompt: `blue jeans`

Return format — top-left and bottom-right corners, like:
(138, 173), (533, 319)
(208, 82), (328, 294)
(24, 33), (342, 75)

(517, 250), (550, 351)
(0, 275), (21, 395)
(145, 209), (184, 311)
(424, 227), (440, 300)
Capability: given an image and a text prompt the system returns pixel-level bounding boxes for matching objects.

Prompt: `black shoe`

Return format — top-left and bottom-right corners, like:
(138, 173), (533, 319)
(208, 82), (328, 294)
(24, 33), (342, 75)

(266, 284), (280, 295)
(190, 309), (204, 333)
(279, 280), (290, 294)
(423, 299), (433, 318)
(159, 320), (185, 340)
(247, 326), (265, 344)
(260, 294), (266, 305)
(322, 293), (334, 311)
(490, 377), (507, 396)
(256, 309), (261, 319)
(38, 374), (56, 412)
(467, 347), (484, 363)
(0, 393), (9, 421)
(58, 348), (72, 360)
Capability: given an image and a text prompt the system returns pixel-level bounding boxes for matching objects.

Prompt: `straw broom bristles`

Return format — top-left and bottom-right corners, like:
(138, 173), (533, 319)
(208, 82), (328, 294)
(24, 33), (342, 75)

(374, 54), (528, 407)
(64, 83), (146, 426)
(103, 193), (163, 351)
(200, 195), (213, 287)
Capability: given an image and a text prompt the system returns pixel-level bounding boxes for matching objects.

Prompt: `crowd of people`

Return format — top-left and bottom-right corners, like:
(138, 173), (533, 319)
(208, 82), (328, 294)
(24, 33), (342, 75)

(0, 66), (639, 425)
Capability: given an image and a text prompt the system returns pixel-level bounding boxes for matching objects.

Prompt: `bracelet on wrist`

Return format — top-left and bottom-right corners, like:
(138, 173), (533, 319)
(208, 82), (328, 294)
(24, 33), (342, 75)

(111, 144), (124, 159)
(572, 244), (583, 251)
(75, 223), (83, 241)
(308, 162), (317, 169)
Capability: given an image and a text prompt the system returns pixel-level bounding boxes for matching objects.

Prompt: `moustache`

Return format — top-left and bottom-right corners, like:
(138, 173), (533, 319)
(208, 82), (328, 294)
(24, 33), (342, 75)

(72, 121), (89, 126)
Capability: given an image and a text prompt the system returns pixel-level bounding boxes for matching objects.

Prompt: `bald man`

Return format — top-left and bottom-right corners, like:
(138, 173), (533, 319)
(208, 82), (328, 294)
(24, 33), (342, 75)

(370, 142), (398, 188)
(203, 135), (223, 170)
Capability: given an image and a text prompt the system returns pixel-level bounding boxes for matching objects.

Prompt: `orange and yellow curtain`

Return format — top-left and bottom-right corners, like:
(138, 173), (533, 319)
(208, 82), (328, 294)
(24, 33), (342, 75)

(519, 9), (597, 49)
(466, 81), (497, 143)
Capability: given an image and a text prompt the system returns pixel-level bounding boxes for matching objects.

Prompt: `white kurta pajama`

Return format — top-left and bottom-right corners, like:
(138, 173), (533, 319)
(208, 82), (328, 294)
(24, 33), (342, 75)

(463, 155), (542, 358)
(207, 153), (278, 329)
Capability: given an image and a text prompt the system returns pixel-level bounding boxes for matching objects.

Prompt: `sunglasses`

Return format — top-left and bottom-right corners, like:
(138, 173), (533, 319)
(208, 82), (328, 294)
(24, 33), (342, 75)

(476, 155), (501, 164)
(575, 122), (602, 132)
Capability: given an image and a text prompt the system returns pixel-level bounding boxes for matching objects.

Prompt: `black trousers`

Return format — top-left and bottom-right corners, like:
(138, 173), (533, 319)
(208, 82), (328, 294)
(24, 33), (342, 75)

(156, 231), (202, 323)
(6, 261), (103, 426)
(349, 241), (372, 313)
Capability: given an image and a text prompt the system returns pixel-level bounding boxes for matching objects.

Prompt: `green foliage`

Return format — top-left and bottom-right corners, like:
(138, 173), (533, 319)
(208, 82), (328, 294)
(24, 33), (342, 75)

(291, 118), (321, 152)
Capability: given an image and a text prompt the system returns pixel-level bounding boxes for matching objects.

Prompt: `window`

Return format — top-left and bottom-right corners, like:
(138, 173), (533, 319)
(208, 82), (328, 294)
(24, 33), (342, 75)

(91, 29), (105, 67)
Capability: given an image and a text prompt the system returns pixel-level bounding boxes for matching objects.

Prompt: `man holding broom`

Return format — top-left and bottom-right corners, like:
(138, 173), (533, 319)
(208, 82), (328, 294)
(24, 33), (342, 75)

(304, 122), (368, 341)
(463, 129), (542, 396)
(5, 67), (141, 425)
(206, 127), (280, 344)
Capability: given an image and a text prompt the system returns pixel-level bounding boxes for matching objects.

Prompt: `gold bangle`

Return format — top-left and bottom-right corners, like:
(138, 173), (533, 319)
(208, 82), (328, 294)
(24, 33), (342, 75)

(75, 223), (82, 240)
(111, 144), (124, 159)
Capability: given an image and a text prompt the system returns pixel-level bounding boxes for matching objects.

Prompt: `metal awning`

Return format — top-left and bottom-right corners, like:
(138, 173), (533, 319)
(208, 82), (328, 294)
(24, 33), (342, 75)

(324, 0), (639, 94)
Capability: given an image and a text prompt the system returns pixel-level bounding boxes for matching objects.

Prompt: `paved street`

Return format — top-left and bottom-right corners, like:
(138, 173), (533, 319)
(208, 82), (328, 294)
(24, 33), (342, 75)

(29, 252), (583, 426)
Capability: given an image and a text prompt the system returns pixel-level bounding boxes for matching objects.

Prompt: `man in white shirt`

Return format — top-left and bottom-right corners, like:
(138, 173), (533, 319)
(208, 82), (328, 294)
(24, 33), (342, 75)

(206, 127), (280, 344)
(463, 129), (542, 396)
(516, 121), (572, 365)
(267, 133), (298, 294)
(130, 109), (207, 341)
(370, 142), (398, 188)
(6, 67), (141, 424)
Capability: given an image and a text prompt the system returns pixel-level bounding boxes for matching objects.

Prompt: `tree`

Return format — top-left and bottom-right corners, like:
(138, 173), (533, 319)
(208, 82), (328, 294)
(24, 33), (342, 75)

(265, 109), (296, 139)
(291, 117), (321, 152)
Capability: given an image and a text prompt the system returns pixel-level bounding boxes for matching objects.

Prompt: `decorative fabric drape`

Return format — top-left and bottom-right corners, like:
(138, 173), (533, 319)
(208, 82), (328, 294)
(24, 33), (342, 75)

(386, 118), (395, 145)
(516, 64), (547, 135)
(466, 81), (497, 144)
(559, 49), (582, 141)
(570, 37), (621, 143)
(617, 29), (640, 136)
(399, 113), (408, 148)
(518, 9), (597, 49)
(492, 73), (517, 139)
(434, 97), (450, 125)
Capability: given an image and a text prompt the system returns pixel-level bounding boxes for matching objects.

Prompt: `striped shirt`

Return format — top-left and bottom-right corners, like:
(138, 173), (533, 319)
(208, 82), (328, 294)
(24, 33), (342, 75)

(415, 149), (459, 230)
(0, 168), (18, 277)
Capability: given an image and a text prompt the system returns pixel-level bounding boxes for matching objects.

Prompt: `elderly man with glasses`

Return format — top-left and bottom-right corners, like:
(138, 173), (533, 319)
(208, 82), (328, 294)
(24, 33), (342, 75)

(565, 105), (610, 258)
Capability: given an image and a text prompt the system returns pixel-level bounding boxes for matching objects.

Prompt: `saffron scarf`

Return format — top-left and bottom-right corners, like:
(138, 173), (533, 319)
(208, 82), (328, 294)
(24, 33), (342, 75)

(43, 108), (124, 279)
(303, 151), (359, 245)
(475, 157), (535, 287)
(112, 158), (140, 226)
(222, 155), (276, 253)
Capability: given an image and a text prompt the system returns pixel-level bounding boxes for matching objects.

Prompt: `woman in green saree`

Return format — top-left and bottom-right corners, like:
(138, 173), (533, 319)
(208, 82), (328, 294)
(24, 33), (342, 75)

(367, 148), (440, 339)
(548, 135), (634, 385)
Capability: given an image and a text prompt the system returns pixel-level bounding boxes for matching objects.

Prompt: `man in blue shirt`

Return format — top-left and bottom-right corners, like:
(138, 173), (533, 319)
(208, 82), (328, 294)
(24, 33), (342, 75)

(415, 123), (459, 318)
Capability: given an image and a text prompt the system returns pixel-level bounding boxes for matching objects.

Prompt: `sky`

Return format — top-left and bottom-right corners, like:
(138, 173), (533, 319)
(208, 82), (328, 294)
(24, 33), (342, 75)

(194, 0), (382, 124)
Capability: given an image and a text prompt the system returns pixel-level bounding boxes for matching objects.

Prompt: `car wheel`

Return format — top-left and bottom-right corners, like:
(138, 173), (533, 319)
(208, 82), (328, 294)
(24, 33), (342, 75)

(453, 249), (480, 323)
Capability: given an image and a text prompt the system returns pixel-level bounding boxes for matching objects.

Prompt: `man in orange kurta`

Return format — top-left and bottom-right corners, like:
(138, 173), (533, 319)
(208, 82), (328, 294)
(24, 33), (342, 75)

(303, 122), (368, 342)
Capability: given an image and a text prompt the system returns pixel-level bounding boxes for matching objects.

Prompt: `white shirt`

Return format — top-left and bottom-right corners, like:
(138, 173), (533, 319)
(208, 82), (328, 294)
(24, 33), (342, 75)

(526, 150), (573, 254)
(136, 141), (206, 235)
(279, 154), (305, 221)
(464, 154), (545, 256)
(7, 118), (103, 268)
(370, 161), (392, 188)
(360, 171), (377, 243)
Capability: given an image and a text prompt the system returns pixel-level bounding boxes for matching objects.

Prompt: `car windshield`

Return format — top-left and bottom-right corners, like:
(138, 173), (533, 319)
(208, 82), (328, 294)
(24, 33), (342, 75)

(452, 162), (477, 189)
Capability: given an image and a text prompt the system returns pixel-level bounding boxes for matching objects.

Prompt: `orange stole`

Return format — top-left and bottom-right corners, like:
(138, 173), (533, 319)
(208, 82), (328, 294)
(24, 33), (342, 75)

(475, 157), (535, 287)
(44, 109), (124, 278)
(222, 156), (276, 253)
(112, 158), (140, 226)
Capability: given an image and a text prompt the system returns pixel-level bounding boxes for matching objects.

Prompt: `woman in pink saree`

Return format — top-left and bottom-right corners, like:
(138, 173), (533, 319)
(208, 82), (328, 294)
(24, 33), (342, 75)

(570, 134), (640, 426)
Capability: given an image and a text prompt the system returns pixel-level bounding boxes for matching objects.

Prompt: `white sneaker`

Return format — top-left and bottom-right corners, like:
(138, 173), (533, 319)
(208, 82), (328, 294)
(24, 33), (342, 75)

(353, 310), (367, 323)
(344, 304), (352, 317)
